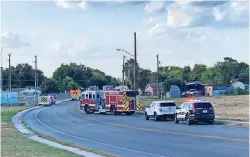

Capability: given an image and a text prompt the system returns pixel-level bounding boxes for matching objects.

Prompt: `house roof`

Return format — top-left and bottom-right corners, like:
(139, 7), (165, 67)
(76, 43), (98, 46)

(148, 82), (164, 89)
(6, 88), (25, 92)
(186, 81), (203, 85)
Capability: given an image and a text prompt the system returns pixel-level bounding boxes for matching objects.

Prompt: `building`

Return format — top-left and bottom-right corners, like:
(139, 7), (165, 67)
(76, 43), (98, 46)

(185, 81), (205, 95)
(145, 82), (164, 97)
(231, 81), (245, 90)
(205, 84), (229, 96)
(168, 85), (181, 98)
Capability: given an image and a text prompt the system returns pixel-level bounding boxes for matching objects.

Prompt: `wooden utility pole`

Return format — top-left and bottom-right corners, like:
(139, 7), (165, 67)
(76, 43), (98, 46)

(156, 54), (160, 99)
(34, 55), (37, 105)
(0, 48), (3, 91)
(134, 32), (137, 91)
(8, 53), (11, 92)
(122, 55), (126, 89)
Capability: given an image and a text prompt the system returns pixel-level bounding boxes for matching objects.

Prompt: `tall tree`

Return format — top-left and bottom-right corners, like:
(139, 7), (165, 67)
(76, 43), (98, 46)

(182, 66), (191, 81)
(189, 64), (207, 81)
(41, 78), (59, 93)
(138, 68), (152, 89)
(60, 76), (79, 92)
(123, 59), (140, 88)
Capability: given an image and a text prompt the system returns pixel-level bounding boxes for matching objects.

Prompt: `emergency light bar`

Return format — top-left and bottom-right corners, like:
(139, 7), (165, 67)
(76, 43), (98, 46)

(185, 97), (204, 102)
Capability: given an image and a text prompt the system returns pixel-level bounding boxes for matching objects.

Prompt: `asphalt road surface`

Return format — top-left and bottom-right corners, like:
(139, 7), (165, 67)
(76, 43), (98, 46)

(23, 101), (249, 157)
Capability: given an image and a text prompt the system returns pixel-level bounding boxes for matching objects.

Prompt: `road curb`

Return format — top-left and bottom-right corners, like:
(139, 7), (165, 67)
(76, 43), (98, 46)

(12, 99), (105, 157)
(135, 111), (249, 126)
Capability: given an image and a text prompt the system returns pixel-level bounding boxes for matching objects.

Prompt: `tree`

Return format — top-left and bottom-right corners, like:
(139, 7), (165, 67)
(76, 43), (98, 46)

(53, 63), (118, 88)
(138, 68), (152, 89)
(201, 68), (216, 84)
(2, 63), (46, 90)
(41, 78), (59, 93)
(189, 64), (207, 81)
(61, 76), (79, 91)
(123, 59), (140, 89)
(182, 66), (191, 81)
(239, 68), (249, 84)
(213, 57), (240, 84)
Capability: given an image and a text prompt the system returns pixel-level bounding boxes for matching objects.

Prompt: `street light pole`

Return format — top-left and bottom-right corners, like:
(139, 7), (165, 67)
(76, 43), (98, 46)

(134, 32), (137, 91)
(156, 54), (160, 99)
(122, 55), (126, 90)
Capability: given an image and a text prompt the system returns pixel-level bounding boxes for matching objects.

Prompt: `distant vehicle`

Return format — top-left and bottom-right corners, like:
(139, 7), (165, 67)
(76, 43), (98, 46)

(174, 97), (215, 125)
(80, 89), (140, 115)
(39, 95), (55, 107)
(145, 101), (176, 121)
(70, 89), (81, 100)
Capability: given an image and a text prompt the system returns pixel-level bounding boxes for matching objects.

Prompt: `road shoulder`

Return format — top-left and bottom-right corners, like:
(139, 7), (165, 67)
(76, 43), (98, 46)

(11, 101), (106, 157)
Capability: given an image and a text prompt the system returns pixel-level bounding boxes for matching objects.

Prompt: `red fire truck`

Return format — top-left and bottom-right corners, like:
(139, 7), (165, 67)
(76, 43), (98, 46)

(80, 90), (139, 115)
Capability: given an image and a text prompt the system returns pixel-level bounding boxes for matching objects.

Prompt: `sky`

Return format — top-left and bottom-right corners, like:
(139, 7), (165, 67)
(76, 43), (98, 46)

(1, 0), (249, 79)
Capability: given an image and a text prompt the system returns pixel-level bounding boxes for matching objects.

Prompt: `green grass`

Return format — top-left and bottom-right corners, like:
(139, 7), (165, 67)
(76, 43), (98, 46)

(1, 106), (81, 157)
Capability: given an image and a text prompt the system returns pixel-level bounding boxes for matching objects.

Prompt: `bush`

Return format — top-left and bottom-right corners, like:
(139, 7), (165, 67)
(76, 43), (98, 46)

(235, 87), (243, 95)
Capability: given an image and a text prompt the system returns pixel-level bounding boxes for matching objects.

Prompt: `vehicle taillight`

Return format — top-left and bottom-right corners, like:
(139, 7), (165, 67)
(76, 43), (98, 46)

(159, 108), (162, 112)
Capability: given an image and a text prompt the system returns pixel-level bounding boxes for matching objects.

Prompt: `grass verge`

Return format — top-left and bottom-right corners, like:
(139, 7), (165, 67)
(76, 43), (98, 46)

(24, 125), (120, 157)
(1, 106), (81, 157)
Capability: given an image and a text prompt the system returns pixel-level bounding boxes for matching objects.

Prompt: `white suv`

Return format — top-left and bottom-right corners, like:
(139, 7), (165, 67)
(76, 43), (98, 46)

(145, 101), (176, 121)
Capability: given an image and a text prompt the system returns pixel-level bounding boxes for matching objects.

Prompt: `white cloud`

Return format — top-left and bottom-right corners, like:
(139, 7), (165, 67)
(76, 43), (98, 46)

(54, 0), (73, 8)
(55, 37), (88, 57)
(144, 1), (165, 13)
(54, 0), (87, 9)
(1, 31), (30, 48)
(78, 1), (87, 9)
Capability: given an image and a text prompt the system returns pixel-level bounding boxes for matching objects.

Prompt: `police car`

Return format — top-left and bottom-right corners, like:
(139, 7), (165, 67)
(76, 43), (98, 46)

(145, 101), (176, 121)
(174, 97), (215, 125)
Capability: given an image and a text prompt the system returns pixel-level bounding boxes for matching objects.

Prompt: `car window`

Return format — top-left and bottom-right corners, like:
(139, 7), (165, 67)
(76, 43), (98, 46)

(93, 94), (95, 99)
(194, 103), (213, 109)
(89, 93), (92, 99)
(97, 94), (100, 99)
(184, 103), (189, 109)
(160, 102), (176, 107)
(189, 103), (193, 109)
(179, 103), (184, 108)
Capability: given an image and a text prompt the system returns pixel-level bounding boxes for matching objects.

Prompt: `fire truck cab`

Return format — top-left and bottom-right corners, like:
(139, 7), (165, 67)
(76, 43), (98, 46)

(80, 90), (139, 115)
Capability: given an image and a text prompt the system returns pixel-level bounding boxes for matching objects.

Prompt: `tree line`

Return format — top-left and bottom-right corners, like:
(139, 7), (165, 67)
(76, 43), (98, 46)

(1, 57), (249, 93)
(124, 57), (249, 92)
(1, 63), (119, 93)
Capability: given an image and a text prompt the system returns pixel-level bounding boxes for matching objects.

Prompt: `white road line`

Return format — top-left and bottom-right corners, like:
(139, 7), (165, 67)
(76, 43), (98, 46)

(34, 108), (171, 157)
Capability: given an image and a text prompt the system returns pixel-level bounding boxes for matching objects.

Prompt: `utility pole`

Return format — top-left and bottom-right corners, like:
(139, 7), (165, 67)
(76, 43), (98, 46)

(134, 32), (137, 91)
(8, 53), (12, 107)
(156, 54), (160, 99)
(34, 55), (37, 105)
(122, 55), (126, 90)
(0, 48), (3, 91)
(8, 53), (11, 92)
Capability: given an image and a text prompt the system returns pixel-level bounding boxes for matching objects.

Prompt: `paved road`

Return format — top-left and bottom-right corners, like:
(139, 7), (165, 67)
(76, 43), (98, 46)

(23, 101), (249, 157)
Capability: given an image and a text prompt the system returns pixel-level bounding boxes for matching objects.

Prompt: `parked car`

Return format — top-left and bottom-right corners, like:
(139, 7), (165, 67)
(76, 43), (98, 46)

(145, 101), (176, 121)
(174, 98), (215, 125)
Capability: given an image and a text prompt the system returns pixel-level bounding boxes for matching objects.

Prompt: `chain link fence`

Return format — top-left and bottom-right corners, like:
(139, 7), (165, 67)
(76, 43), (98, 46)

(1, 92), (70, 106)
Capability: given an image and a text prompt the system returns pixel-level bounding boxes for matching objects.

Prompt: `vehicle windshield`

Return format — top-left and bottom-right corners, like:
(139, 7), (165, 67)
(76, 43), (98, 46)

(160, 102), (176, 107)
(194, 103), (213, 108)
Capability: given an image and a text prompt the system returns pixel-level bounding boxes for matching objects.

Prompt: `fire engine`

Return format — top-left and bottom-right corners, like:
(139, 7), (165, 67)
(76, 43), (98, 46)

(80, 89), (141, 115)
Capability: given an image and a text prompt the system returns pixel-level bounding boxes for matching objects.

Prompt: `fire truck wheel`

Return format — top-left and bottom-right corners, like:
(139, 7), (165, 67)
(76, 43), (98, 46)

(84, 105), (91, 114)
(110, 105), (117, 115)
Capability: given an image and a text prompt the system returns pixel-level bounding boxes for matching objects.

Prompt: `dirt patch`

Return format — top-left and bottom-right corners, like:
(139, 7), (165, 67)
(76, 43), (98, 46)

(142, 95), (249, 121)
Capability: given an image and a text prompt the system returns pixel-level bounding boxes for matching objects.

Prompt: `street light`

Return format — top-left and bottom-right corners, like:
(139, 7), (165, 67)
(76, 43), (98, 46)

(116, 49), (134, 57)
(116, 48), (136, 91)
